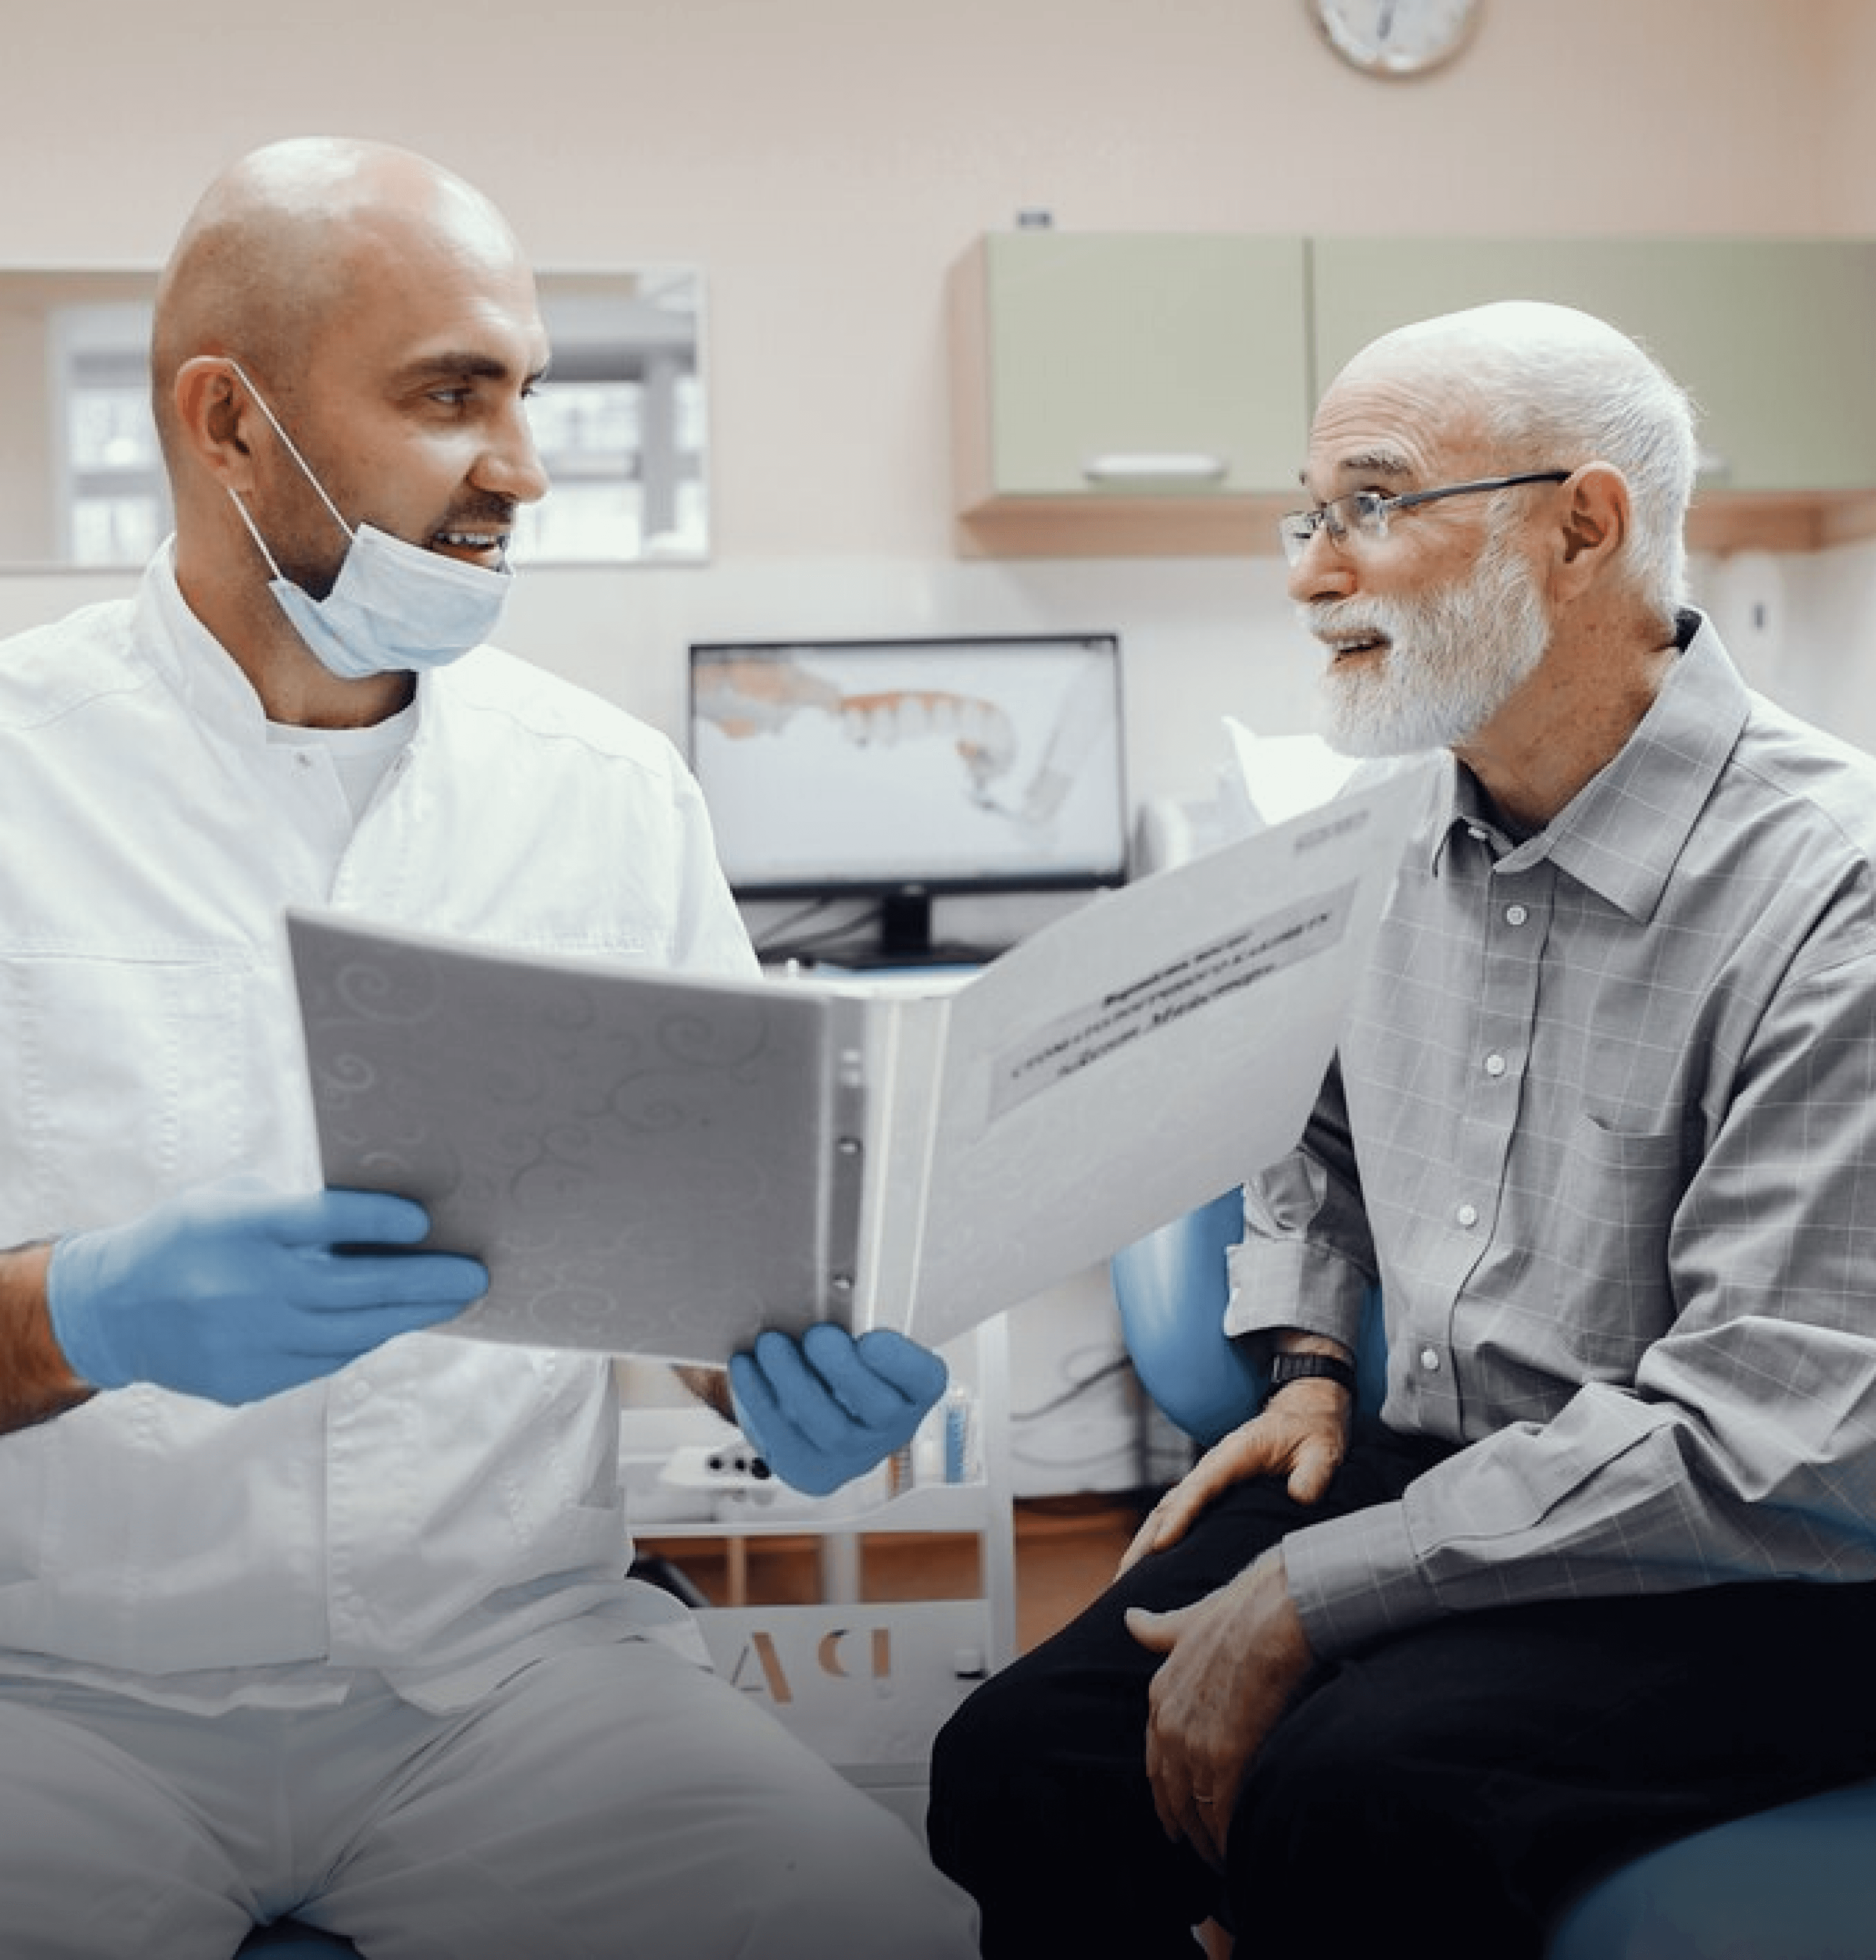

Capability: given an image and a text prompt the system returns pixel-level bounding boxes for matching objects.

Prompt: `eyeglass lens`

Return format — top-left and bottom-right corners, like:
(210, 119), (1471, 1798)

(1280, 492), (1384, 564)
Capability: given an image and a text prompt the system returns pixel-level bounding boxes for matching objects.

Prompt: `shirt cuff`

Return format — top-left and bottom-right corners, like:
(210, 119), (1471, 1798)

(1281, 1498), (1444, 1660)
(1223, 1234), (1368, 1350)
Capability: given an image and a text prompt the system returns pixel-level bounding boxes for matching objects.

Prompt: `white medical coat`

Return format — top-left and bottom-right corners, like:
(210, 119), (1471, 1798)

(0, 548), (758, 1712)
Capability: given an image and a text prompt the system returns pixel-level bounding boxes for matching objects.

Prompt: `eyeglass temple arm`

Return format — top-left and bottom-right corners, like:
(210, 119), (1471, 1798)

(1393, 469), (1573, 512)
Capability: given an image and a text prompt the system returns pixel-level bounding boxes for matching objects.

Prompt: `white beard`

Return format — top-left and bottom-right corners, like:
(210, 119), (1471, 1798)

(1306, 526), (1552, 758)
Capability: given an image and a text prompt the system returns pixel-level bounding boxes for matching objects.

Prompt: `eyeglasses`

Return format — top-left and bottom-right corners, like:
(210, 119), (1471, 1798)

(1278, 471), (1572, 566)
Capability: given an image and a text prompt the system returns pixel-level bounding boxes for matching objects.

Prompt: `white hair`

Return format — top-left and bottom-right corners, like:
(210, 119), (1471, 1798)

(1370, 302), (1700, 614)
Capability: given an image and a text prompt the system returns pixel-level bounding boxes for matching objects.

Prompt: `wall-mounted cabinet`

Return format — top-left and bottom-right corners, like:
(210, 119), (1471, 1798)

(949, 232), (1310, 557)
(951, 231), (1876, 557)
(1311, 237), (1876, 553)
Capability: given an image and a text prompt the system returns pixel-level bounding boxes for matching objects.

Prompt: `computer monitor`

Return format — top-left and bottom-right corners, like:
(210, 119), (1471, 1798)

(687, 632), (1128, 963)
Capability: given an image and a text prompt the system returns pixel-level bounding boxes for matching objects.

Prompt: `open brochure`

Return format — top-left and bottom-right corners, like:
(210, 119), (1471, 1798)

(286, 765), (1427, 1365)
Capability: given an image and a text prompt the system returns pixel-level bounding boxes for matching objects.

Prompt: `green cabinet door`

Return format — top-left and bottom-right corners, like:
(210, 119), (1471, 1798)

(957, 232), (1310, 502)
(1309, 238), (1876, 493)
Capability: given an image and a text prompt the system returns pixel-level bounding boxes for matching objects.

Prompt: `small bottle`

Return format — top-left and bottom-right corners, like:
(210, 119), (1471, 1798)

(942, 1385), (975, 1484)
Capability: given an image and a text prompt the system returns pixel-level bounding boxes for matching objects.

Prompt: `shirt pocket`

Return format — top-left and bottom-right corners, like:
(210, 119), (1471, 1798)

(3, 951), (253, 1232)
(1546, 1110), (1686, 1377)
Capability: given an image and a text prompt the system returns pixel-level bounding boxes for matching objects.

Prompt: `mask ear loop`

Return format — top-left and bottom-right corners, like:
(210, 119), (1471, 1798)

(218, 358), (356, 551)
(225, 482), (286, 579)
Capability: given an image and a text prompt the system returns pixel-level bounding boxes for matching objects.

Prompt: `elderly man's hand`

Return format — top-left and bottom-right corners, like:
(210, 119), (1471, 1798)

(1119, 1375), (1350, 1575)
(1126, 1550), (1316, 1869)
(729, 1323), (946, 1496)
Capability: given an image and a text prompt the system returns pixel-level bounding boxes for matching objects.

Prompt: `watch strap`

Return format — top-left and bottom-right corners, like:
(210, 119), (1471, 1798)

(1268, 1350), (1357, 1398)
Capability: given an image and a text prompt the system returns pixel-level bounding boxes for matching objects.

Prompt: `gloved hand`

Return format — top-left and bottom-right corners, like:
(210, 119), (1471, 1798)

(45, 1180), (488, 1405)
(729, 1323), (947, 1496)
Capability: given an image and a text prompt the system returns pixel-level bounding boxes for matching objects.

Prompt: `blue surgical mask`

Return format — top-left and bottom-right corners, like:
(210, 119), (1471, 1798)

(222, 361), (512, 681)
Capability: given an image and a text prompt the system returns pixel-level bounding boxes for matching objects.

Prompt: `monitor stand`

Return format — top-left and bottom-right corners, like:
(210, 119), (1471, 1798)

(876, 888), (935, 963)
(826, 889), (995, 970)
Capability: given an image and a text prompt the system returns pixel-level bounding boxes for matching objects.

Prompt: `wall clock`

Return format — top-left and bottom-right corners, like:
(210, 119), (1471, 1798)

(1309, 0), (1484, 78)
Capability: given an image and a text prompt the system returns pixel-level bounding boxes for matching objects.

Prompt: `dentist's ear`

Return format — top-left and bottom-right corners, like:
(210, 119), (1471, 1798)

(172, 356), (258, 489)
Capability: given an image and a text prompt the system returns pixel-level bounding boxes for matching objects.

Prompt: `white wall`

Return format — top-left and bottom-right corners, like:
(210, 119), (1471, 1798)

(4, 0), (1873, 801)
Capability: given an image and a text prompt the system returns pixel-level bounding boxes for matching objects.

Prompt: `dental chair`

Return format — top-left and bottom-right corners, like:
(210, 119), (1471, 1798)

(1112, 1191), (1876, 1958)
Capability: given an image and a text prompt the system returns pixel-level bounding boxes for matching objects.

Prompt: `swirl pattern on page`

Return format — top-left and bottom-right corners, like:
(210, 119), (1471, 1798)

(294, 922), (837, 1362)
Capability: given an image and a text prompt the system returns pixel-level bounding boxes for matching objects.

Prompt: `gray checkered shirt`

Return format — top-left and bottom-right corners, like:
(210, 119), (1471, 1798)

(1228, 613), (1876, 1658)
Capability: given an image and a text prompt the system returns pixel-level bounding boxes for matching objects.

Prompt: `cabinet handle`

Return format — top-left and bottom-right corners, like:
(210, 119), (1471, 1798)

(1080, 452), (1230, 486)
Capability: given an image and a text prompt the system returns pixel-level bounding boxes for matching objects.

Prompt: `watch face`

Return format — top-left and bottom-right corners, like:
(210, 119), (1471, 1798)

(1310, 0), (1483, 77)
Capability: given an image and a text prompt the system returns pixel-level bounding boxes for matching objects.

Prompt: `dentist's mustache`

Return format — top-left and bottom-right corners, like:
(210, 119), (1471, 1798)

(437, 497), (520, 534)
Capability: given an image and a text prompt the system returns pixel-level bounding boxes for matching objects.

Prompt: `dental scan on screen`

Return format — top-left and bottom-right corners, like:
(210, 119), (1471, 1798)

(688, 635), (1129, 898)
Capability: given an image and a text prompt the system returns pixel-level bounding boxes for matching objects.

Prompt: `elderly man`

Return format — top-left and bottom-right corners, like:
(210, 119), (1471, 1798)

(0, 138), (975, 1959)
(927, 301), (1876, 1957)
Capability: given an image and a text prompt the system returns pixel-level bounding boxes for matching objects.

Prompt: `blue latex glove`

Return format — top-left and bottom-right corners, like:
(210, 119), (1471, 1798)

(45, 1180), (488, 1405)
(729, 1323), (947, 1496)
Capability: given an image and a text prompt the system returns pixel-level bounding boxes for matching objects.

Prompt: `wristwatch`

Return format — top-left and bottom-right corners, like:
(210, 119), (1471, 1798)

(1268, 1351), (1358, 1398)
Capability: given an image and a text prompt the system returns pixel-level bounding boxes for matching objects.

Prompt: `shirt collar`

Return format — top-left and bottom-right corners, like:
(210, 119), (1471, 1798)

(135, 537), (271, 740)
(134, 538), (443, 746)
(1427, 610), (1752, 921)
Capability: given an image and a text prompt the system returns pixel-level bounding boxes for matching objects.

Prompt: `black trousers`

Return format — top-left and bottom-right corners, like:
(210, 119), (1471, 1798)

(927, 1430), (1876, 1959)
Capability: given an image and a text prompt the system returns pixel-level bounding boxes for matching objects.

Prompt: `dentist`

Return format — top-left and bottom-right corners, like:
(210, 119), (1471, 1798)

(0, 136), (970, 1959)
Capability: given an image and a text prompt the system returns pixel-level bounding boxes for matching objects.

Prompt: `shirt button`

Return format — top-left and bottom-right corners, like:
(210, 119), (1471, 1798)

(1456, 1202), (1480, 1228)
(1505, 904), (1528, 926)
(1484, 1052), (1507, 1077)
(1419, 1347), (1442, 1373)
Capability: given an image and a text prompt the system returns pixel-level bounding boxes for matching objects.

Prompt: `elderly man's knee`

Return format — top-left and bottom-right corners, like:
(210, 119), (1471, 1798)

(928, 1676), (1017, 1862)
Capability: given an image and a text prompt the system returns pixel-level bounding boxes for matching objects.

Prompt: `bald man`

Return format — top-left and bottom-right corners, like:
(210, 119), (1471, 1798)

(0, 139), (975, 1958)
(929, 301), (1876, 1957)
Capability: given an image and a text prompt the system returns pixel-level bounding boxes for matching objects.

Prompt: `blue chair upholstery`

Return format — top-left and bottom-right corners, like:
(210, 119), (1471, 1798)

(1547, 1776), (1876, 1959)
(1111, 1195), (1876, 1958)
(1110, 1190), (1266, 1448)
(1112, 1188), (1390, 1444)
